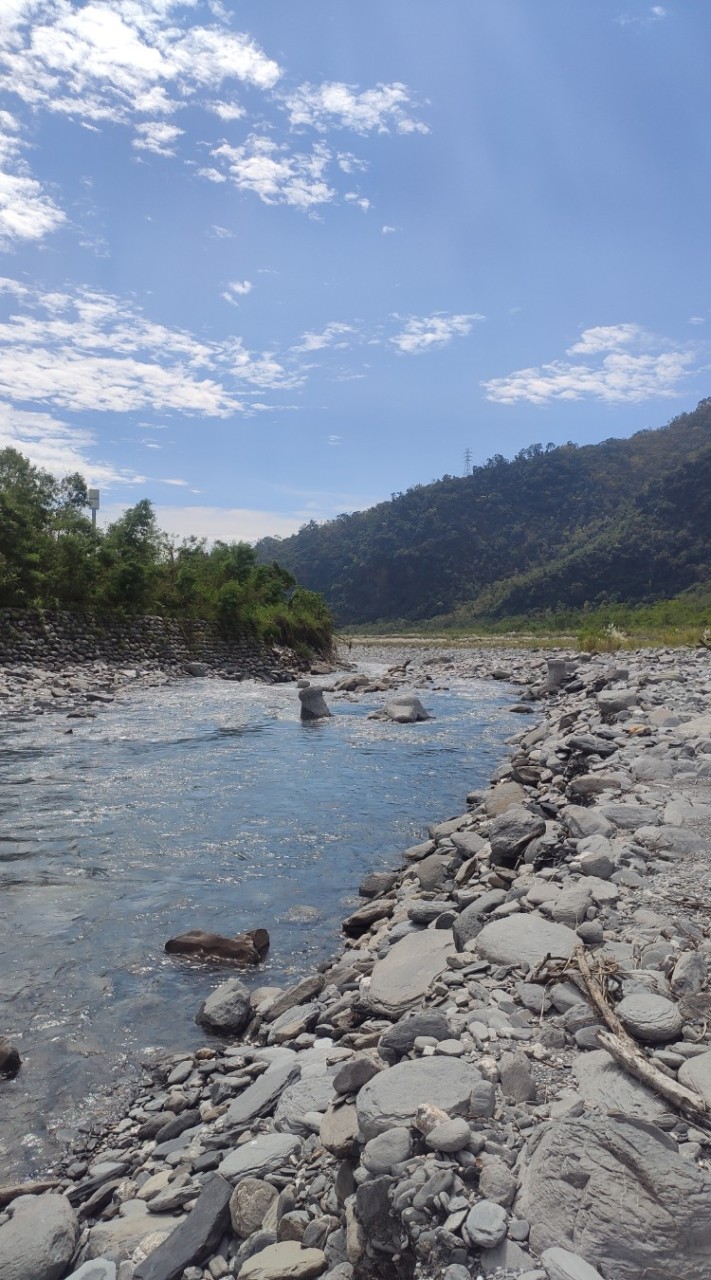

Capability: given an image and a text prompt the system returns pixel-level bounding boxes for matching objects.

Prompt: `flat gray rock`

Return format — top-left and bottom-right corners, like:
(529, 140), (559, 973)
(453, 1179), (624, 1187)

(0, 1193), (78, 1280)
(474, 915), (577, 969)
(219, 1133), (301, 1181)
(368, 929), (453, 1018)
(679, 1052), (711, 1105)
(237, 1242), (327, 1280)
(65, 1266), (117, 1280)
(677, 713), (711, 741)
(356, 1057), (482, 1141)
(599, 803), (660, 829)
(225, 1059), (299, 1128)
(542, 1247), (604, 1280)
(274, 1074), (335, 1134)
(516, 1113), (711, 1278)
(573, 1049), (669, 1120)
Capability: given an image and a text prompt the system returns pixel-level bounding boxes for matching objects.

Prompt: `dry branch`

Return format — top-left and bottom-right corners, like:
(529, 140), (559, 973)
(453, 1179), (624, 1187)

(573, 944), (711, 1131)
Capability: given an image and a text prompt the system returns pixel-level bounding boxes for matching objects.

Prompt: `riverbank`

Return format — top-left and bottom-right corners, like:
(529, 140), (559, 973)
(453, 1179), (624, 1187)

(3, 643), (711, 1280)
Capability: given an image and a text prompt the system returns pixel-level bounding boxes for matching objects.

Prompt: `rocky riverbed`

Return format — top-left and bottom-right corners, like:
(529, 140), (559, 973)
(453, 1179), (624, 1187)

(3, 642), (711, 1280)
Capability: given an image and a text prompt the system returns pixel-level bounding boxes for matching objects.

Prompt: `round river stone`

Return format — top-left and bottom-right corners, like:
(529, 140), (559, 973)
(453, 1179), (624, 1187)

(616, 993), (683, 1044)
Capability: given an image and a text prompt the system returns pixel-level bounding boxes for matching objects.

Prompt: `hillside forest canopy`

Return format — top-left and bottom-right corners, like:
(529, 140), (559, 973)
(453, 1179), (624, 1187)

(255, 399), (711, 630)
(0, 448), (333, 655)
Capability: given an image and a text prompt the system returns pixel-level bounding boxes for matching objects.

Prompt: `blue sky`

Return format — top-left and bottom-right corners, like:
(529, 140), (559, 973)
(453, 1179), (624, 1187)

(1, 0), (710, 541)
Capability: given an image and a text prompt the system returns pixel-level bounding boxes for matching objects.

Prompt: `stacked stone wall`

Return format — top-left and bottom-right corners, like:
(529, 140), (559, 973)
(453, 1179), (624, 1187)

(0, 608), (292, 679)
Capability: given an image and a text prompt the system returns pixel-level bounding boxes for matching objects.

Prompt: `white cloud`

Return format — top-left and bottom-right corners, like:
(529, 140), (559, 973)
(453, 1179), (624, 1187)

(689, 316), (705, 325)
(284, 81), (428, 135)
(292, 322), (355, 354)
(0, 109), (65, 247)
(133, 120), (183, 155)
(0, 1), (281, 126)
(0, 400), (143, 485)
(0, 277), (307, 418)
(391, 312), (484, 355)
(566, 323), (646, 355)
(210, 135), (335, 210)
(222, 279), (252, 304)
(328, 434), (341, 446)
(483, 324), (695, 404)
(344, 192), (370, 211)
(209, 100), (245, 122)
(381, 224), (398, 235)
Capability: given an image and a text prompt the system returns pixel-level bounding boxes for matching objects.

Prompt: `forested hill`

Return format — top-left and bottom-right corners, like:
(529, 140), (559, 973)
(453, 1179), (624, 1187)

(255, 399), (711, 625)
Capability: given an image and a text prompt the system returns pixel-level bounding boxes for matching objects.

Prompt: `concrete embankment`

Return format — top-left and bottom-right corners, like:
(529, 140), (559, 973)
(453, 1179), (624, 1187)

(3, 643), (711, 1280)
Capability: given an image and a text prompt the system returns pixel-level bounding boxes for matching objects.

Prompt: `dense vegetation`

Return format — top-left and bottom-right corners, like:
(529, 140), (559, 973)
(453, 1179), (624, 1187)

(0, 449), (333, 655)
(256, 399), (711, 629)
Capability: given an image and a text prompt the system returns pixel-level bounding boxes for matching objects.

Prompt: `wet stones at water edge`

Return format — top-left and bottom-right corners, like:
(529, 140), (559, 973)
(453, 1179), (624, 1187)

(165, 928), (270, 966)
(0, 1036), (21, 1077)
(9, 642), (711, 1280)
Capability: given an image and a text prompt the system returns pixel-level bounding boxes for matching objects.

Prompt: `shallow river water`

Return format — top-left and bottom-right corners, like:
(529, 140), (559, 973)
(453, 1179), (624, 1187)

(0, 667), (514, 1176)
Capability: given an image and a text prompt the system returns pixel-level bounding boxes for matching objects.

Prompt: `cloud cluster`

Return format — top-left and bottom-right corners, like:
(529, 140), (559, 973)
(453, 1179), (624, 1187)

(391, 312), (484, 355)
(284, 81), (428, 135)
(0, 277), (305, 421)
(0, 2), (429, 233)
(483, 324), (694, 404)
(0, 399), (144, 484)
(207, 136), (335, 210)
(0, 109), (65, 247)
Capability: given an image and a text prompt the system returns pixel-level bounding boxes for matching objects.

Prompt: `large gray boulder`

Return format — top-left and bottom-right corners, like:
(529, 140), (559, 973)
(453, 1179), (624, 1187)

(0, 1193), (79, 1280)
(381, 692), (431, 723)
(516, 1113), (711, 1279)
(298, 686), (332, 721)
(473, 914), (577, 969)
(488, 805), (545, 867)
(368, 929), (453, 1017)
(195, 977), (251, 1035)
(356, 1057), (483, 1141)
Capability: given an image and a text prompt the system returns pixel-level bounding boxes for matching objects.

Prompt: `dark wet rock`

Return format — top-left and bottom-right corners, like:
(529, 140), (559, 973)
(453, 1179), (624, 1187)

(166, 928), (269, 964)
(132, 1175), (233, 1280)
(299, 687), (332, 721)
(0, 1036), (21, 1077)
(452, 890), (508, 950)
(378, 1010), (451, 1064)
(488, 805), (546, 868)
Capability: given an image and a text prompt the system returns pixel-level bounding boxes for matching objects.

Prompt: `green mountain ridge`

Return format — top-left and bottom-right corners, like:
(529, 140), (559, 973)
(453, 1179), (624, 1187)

(255, 399), (711, 625)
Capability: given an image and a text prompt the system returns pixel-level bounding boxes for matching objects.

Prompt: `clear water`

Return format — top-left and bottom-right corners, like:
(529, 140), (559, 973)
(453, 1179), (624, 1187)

(0, 670), (513, 1176)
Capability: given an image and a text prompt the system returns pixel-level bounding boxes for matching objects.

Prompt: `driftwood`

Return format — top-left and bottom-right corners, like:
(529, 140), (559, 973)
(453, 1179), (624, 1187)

(573, 944), (711, 1131)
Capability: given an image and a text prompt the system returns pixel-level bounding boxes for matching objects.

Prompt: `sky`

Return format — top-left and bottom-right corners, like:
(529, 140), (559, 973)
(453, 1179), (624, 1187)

(1, 0), (711, 543)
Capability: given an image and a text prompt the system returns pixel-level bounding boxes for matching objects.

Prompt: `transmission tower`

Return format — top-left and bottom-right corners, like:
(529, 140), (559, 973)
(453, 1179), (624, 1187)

(463, 447), (473, 476)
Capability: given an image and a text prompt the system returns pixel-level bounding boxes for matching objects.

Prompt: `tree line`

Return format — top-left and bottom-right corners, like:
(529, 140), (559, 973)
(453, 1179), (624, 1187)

(255, 399), (711, 626)
(0, 448), (333, 654)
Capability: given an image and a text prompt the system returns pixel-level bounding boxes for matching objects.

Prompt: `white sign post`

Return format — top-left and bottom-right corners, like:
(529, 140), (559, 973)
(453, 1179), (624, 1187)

(88, 488), (100, 529)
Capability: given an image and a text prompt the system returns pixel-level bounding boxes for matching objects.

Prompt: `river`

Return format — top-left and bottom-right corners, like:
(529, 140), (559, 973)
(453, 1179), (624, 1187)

(0, 664), (514, 1177)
